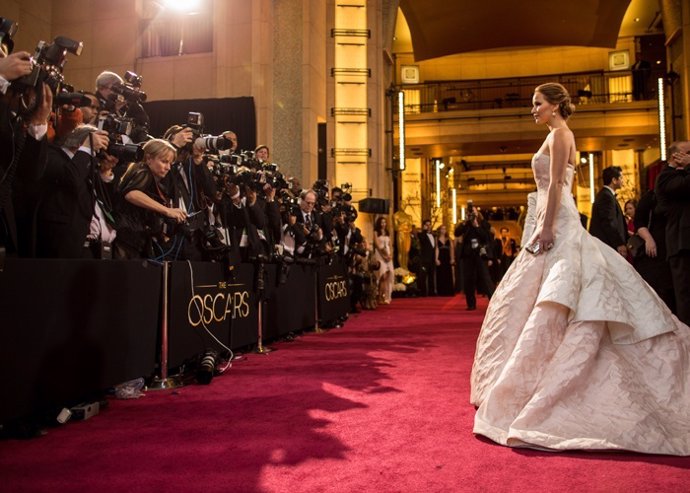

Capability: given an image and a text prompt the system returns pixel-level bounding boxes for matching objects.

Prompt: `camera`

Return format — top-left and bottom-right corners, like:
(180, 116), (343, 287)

(187, 111), (204, 132)
(195, 134), (233, 153)
(182, 111), (233, 153)
(54, 90), (92, 107)
(12, 36), (83, 114)
(98, 113), (133, 136)
(106, 142), (144, 163)
(123, 70), (143, 88)
(110, 71), (146, 104)
(96, 113), (145, 162)
(196, 348), (218, 385)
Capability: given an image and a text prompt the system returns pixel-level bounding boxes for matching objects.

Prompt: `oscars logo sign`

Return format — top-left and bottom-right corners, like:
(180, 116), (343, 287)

(187, 282), (251, 327)
(324, 276), (348, 302)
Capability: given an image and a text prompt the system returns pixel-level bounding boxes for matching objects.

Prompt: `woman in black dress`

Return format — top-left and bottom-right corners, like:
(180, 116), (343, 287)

(435, 225), (455, 296)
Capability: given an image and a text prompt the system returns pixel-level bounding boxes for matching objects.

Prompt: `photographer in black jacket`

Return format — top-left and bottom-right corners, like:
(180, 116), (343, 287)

(112, 139), (186, 259)
(34, 125), (110, 258)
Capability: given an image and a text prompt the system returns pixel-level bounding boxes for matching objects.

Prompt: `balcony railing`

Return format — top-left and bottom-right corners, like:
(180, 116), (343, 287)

(396, 69), (662, 114)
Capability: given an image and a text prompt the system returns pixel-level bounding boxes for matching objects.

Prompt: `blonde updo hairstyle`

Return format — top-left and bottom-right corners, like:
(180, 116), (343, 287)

(535, 82), (575, 120)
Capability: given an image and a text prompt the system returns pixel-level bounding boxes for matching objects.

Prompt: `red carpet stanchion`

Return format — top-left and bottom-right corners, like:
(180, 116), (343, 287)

(149, 261), (181, 390)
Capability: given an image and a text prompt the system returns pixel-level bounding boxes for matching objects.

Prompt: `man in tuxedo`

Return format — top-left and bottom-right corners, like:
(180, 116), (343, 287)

(417, 219), (436, 296)
(589, 166), (627, 256)
(655, 140), (690, 325)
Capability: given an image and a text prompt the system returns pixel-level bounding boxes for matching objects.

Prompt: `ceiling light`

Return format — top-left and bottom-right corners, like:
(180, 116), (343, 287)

(163, 0), (202, 14)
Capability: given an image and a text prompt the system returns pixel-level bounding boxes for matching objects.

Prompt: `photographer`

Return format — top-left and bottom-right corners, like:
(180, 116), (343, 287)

(112, 139), (186, 259)
(458, 212), (495, 310)
(163, 125), (219, 260)
(95, 71), (124, 114)
(0, 21), (52, 256)
(33, 125), (110, 258)
(294, 189), (325, 259)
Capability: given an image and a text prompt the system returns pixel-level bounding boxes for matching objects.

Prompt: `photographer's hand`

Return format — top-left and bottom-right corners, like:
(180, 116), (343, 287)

(0, 51), (33, 82)
(83, 130), (109, 154)
(171, 127), (193, 148)
(672, 151), (690, 169)
(27, 83), (52, 126)
(263, 184), (276, 202)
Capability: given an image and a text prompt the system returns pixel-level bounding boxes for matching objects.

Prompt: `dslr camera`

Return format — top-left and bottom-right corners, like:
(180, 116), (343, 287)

(12, 35), (83, 114)
(185, 112), (234, 153)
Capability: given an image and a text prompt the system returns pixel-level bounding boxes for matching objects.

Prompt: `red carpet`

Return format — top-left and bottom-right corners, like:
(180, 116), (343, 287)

(1, 296), (688, 492)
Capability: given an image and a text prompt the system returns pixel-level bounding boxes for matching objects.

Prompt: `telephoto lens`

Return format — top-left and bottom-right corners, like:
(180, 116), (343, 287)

(196, 349), (218, 385)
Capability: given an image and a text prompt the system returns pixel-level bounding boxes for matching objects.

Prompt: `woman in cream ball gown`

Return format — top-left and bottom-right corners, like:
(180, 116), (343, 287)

(470, 82), (690, 456)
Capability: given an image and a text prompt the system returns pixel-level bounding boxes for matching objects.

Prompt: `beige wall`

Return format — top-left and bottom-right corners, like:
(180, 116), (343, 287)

(0, 0), (52, 54)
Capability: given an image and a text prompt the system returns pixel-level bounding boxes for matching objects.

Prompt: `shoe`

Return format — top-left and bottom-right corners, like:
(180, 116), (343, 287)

(466, 306), (476, 311)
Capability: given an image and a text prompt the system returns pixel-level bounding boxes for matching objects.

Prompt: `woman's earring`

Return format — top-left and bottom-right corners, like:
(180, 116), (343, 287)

(552, 111), (556, 117)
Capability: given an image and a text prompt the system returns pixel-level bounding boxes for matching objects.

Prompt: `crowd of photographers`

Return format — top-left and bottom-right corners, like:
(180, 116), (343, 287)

(0, 20), (382, 313)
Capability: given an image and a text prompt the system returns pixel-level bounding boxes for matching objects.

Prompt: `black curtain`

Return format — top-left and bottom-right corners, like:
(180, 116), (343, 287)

(143, 97), (256, 152)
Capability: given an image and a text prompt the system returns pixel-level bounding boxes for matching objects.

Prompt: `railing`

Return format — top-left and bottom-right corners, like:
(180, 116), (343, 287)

(396, 69), (662, 114)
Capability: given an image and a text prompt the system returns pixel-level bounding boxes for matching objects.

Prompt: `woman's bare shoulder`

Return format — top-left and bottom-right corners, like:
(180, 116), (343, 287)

(550, 127), (575, 143)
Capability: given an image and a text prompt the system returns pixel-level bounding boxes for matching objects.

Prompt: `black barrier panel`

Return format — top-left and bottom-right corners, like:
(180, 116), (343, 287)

(264, 263), (317, 340)
(0, 259), (160, 422)
(318, 258), (351, 322)
(167, 262), (257, 368)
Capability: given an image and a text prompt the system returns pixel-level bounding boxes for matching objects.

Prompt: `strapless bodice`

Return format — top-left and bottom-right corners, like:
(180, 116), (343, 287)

(531, 152), (575, 192)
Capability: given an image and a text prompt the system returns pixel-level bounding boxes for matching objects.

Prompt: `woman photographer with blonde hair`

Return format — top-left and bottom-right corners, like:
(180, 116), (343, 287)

(113, 139), (186, 259)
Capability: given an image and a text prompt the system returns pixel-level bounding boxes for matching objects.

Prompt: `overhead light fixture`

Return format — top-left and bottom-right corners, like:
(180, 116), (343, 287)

(588, 153), (595, 204)
(658, 77), (666, 161)
(398, 91), (405, 171)
(163, 0), (202, 14)
(435, 159), (443, 208)
(451, 188), (457, 224)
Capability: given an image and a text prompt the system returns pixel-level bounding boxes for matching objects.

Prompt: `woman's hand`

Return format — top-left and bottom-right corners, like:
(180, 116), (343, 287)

(537, 226), (555, 253)
(166, 207), (187, 223)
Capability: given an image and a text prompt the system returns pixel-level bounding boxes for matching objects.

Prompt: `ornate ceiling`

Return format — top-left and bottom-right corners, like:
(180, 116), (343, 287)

(398, 0), (634, 61)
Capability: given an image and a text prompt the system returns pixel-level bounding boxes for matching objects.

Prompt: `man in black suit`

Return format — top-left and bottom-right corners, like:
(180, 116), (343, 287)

(294, 189), (325, 259)
(655, 140), (690, 325)
(589, 166), (628, 257)
(34, 126), (109, 258)
(417, 219), (436, 296)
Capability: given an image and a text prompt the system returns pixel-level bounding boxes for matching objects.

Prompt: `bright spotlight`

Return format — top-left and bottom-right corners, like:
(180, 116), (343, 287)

(163, 0), (202, 14)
